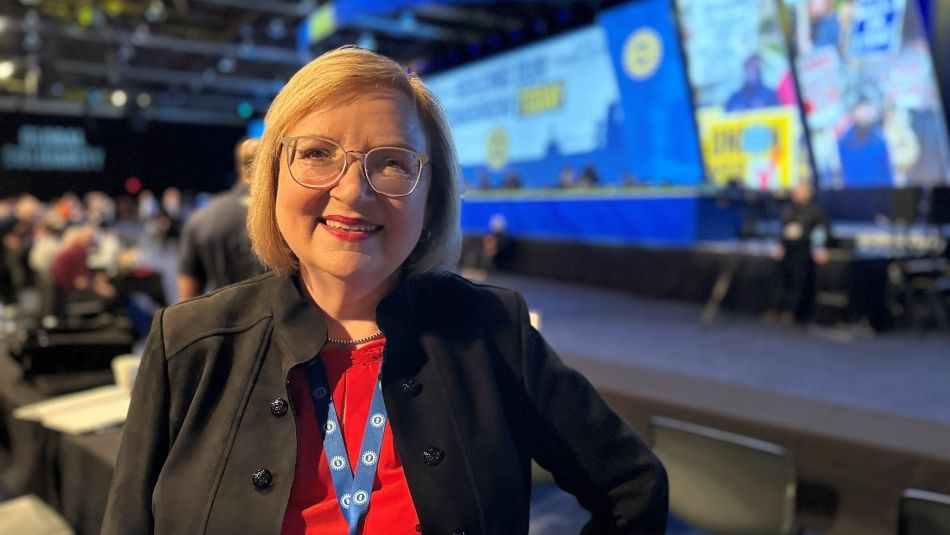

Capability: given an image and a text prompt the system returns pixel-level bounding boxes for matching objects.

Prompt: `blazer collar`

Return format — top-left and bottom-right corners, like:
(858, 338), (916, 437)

(269, 271), (420, 376)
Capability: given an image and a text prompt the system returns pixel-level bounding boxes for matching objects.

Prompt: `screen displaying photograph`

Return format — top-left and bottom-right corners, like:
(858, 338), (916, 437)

(677, 0), (815, 191)
(786, 0), (950, 188)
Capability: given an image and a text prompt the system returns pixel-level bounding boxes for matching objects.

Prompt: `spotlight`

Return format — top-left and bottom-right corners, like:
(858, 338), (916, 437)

(0, 61), (14, 79)
(237, 101), (253, 119)
(111, 89), (128, 107)
(136, 92), (152, 107)
(217, 56), (236, 73)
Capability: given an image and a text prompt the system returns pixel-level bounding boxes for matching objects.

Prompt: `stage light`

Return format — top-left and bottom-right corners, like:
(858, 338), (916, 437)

(136, 92), (151, 107)
(111, 89), (127, 107)
(217, 56), (236, 73)
(145, 1), (165, 23)
(237, 101), (253, 119)
(266, 17), (287, 40)
(0, 61), (14, 79)
(0, 17), (9, 34)
(87, 88), (102, 105)
(125, 176), (143, 195)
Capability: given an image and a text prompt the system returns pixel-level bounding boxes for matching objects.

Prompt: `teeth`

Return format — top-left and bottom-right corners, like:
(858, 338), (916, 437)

(325, 219), (378, 232)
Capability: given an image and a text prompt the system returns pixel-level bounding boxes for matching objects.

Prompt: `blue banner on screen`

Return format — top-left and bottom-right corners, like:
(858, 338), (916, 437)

(598, 0), (704, 185)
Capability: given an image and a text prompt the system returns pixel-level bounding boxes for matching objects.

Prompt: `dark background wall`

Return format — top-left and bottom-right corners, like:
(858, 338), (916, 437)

(0, 112), (245, 200)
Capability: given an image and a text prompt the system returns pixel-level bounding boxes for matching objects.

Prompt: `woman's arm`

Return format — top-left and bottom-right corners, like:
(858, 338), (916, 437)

(515, 295), (668, 534)
(101, 310), (171, 535)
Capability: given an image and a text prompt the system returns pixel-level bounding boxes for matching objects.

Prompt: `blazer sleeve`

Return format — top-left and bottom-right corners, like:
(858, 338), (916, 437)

(514, 294), (668, 534)
(101, 310), (170, 535)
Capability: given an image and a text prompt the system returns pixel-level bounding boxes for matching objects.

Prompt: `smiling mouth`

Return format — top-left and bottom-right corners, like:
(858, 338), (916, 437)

(319, 216), (382, 240)
(322, 219), (380, 232)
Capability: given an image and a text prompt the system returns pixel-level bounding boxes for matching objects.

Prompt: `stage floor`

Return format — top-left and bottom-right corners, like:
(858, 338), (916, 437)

(484, 272), (950, 535)
(488, 273), (950, 425)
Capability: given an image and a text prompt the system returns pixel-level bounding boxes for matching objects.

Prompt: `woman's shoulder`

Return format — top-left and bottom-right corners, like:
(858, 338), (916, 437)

(159, 272), (280, 355)
(405, 270), (525, 324)
(411, 269), (521, 303)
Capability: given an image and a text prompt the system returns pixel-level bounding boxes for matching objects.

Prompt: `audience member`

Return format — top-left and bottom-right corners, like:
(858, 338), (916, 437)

(177, 138), (266, 300)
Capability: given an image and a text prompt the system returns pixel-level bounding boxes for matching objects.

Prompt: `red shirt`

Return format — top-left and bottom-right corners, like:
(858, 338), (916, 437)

(281, 339), (420, 535)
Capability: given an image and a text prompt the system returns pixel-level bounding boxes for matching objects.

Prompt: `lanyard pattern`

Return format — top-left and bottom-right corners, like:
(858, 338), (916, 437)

(304, 358), (388, 535)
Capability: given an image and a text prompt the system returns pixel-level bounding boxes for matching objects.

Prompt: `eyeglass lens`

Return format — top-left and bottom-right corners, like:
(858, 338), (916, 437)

(287, 137), (421, 196)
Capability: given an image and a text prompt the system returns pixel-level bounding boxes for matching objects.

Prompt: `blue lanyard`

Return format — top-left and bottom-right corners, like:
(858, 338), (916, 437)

(304, 358), (388, 535)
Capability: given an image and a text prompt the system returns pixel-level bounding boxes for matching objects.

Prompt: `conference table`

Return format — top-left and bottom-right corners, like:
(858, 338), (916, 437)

(0, 350), (121, 535)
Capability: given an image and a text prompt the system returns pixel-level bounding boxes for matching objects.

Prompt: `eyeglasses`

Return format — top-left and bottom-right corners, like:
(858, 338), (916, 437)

(280, 135), (429, 198)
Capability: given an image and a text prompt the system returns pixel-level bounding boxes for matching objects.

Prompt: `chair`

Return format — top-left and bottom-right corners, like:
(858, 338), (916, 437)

(899, 489), (950, 535)
(888, 257), (950, 330)
(649, 416), (798, 535)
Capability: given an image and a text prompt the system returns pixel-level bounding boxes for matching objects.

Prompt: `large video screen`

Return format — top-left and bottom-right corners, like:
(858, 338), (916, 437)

(677, 0), (814, 192)
(422, 0), (717, 244)
(424, 1), (703, 193)
(785, 0), (950, 188)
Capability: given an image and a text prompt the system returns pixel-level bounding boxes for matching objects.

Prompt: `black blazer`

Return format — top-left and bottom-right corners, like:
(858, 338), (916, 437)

(102, 271), (667, 534)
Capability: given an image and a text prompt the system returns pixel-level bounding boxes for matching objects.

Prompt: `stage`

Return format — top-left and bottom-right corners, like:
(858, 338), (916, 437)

(487, 273), (950, 535)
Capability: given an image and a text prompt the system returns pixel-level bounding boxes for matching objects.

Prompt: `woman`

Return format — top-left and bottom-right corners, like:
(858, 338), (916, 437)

(102, 46), (667, 534)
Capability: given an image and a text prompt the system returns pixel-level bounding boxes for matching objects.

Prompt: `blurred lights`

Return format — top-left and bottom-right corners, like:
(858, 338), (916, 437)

(111, 89), (128, 107)
(145, 1), (166, 23)
(136, 92), (152, 107)
(237, 102), (253, 119)
(217, 56), (236, 73)
(0, 61), (14, 79)
(266, 18), (287, 40)
(124, 176), (143, 195)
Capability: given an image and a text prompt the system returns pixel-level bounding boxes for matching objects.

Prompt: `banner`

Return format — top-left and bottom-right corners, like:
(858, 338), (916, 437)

(700, 107), (799, 190)
(598, 0), (704, 184)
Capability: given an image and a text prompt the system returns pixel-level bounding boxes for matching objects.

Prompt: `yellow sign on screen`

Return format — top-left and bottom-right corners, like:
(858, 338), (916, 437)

(699, 106), (799, 191)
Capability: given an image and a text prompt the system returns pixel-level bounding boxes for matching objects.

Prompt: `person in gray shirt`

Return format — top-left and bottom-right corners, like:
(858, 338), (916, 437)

(177, 138), (265, 301)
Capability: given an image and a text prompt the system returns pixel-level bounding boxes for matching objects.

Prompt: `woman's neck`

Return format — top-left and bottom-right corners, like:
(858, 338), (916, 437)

(299, 267), (398, 341)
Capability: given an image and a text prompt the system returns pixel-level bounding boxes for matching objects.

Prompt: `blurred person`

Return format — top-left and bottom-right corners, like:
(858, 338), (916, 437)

(808, 0), (841, 50)
(84, 191), (116, 227)
(882, 104), (921, 188)
(502, 169), (523, 189)
(28, 211), (66, 316)
(725, 55), (780, 112)
(158, 187), (184, 245)
(177, 138), (266, 300)
(50, 224), (116, 303)
(577, 165), (601, 187)
(1, 194), (42, 301)
(103, 46), (667, 535)
(837, 94), (893, 187)
(772, 182), (831, 323)
(556, 164), (576, 188)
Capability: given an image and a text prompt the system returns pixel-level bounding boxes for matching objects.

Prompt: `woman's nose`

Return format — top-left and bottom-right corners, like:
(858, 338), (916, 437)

(330, 155), (374, 202)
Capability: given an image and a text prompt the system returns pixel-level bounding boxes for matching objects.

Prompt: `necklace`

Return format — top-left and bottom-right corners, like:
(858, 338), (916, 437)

(326, 330), (383, 345)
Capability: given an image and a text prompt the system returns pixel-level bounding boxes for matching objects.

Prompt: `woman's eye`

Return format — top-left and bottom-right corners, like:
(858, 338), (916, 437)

(301, 149), (332, 160)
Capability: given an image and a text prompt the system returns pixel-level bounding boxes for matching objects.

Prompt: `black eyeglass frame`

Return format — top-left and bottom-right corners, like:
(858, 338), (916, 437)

(279, 135), (430, 198)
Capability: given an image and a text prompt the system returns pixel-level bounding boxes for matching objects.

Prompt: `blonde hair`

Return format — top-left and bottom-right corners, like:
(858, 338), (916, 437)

(247, 46), (462, 276)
